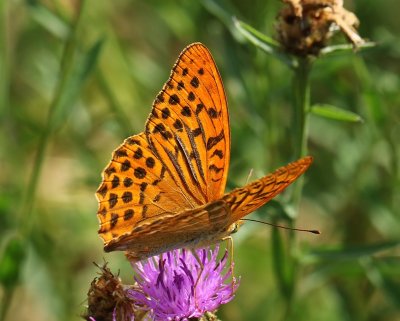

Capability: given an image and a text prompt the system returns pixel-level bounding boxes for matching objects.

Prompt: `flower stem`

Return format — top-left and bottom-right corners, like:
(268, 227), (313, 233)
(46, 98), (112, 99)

(291, 57), (312, 210)
(284, 57), (312, 319)
(293, 58), (311, 158)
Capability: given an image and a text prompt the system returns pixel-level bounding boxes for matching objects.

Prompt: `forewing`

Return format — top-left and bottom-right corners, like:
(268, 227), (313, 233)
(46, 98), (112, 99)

(145, 43), (230, 205)
(222, 156), (313, 222)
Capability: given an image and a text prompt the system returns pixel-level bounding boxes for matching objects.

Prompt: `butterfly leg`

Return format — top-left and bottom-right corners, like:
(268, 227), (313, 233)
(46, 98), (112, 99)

(221, 236), (237, 286)
(192, 250), (204, 268)
(189, 248), (206, 310)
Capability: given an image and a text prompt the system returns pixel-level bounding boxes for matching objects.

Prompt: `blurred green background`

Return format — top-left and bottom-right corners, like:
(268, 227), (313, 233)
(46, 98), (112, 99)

(0, 0), (399, 320)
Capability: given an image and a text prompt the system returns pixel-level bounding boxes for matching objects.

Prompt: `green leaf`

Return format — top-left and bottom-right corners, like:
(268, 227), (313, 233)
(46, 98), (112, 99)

(201, 0), (240, 35)
(27, 1), (69, 39)
(311, 104), (364, 123)
(361, 257), (400, 307)
(0, 236), (26, 289)
(320, 41), (376, 57)
(49, 37), (105, 132)
(308, 241), (400, 262)
(234, 17), (279, 48)
(233, 17), (296, 68)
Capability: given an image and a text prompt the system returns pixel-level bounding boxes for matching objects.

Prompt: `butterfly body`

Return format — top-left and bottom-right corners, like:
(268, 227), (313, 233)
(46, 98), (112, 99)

(96, 43), (312, 262)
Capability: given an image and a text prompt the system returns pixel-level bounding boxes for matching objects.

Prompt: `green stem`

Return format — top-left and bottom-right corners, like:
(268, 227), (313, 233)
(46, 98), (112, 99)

(292, 57), (311, 212)
(0, 5), (13, 321)
(293, 58), (311, 159)
(19, 0), (88, 235)
(281, 57), (312, 320)
(0, 0), (8, 120)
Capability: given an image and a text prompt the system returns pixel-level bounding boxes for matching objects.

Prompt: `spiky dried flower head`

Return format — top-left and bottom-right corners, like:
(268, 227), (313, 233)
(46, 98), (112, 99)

(277, 0), (365, 56)
(84, 263), (138, 321)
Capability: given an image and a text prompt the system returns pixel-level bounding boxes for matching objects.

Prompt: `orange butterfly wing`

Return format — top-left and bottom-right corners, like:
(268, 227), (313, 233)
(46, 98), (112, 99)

(96, 43), (313, 259)
(144, 43), (230, 205)
(223, 156), (313, 224)
(96, 43), (230, 251)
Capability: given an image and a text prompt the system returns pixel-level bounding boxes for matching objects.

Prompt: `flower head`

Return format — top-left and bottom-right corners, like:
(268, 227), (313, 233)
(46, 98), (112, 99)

(85, 263), (136, 321)
(277, 0), (365, 56)
(127, 245), (238, 321)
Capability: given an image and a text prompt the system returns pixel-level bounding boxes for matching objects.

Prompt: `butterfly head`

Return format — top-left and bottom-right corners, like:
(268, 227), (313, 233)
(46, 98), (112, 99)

(229, 220), (245, 235)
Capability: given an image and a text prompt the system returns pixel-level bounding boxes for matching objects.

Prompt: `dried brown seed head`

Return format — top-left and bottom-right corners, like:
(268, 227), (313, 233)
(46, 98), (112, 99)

(277, 0), (365, 56)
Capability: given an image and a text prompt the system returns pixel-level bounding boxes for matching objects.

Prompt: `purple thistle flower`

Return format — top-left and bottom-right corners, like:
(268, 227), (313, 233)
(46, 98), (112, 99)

(127, 245), (239, 321)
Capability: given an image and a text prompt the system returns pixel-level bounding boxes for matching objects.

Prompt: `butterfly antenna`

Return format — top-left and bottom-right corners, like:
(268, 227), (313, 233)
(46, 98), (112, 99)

(241, 218), (320, 234)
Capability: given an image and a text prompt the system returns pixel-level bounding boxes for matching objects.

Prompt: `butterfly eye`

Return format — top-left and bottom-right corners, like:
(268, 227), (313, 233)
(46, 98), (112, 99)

(230, 222), (241, 234)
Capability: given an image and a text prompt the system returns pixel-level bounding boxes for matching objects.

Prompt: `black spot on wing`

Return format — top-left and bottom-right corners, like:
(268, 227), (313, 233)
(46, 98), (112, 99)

(124, 209), (134, 221)
(134, 167), (146, 179)
(211, 149), (223, 159)
(124, 177), (133, 187)
(121, 160), (131, 171)
(98, 185), (108, 198)
(190, 76), (199, 88)
(134, 148), (143, 159)
(110, 213), (118, 229)
(181, 106), (191, 117)
(111, 176), (120, 188)
(188, 92), (195, 101)
(169, 94), (180, 105)
(105, 167), (116, 176)
(122, 191), (133, 203)
(209, 164), (223, 173)
(115, 149), (128, 157)
(109, 193), (118, 209)
(206, 130), (224, 151)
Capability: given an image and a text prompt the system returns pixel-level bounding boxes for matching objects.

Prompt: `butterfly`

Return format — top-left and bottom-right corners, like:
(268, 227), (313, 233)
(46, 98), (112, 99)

(96, 43), (313, 262)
